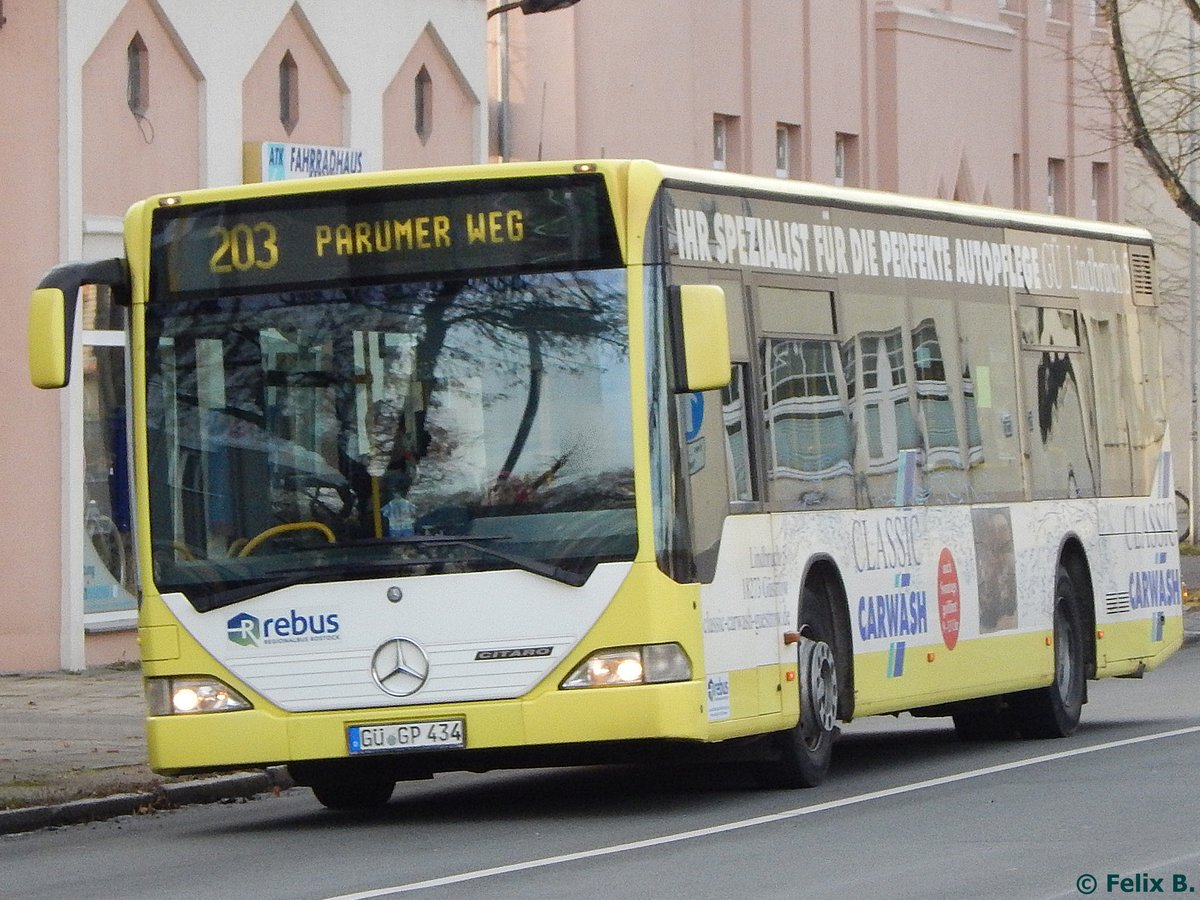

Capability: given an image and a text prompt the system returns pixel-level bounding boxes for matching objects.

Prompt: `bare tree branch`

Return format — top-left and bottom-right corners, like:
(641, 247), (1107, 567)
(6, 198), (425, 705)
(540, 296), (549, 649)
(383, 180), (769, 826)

(1104, 0), (1200, 226)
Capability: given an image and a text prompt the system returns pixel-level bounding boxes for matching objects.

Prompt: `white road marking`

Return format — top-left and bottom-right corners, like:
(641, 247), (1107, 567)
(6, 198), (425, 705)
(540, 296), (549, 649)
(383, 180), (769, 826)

(324, 725), (1200, 899)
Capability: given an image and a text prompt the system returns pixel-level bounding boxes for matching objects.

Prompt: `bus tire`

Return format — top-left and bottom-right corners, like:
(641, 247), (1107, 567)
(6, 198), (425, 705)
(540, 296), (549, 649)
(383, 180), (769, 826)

(1010, 564), (1085, 739)
(310, 777), (396, 810)
(755, 583), (839, 789)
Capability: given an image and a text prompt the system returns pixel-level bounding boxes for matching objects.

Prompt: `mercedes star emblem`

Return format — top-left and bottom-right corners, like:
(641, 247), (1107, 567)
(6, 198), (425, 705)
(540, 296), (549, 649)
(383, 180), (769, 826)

(370, 637), (431, 697)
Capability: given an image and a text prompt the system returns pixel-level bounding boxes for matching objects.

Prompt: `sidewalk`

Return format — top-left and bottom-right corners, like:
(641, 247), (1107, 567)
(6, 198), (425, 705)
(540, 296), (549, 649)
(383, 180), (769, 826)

(2, 608), (1199, 836)
(0, 664), (290, 835)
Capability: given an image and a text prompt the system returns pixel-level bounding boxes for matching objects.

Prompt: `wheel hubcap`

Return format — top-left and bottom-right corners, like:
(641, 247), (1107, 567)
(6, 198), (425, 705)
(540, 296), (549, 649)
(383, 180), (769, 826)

(800, 638), (838, 743)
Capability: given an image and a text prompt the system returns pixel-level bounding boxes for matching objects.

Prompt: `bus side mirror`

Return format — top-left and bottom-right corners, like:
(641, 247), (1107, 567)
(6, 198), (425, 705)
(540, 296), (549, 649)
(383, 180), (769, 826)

(670, 284), (732, 394)
(27, 257), (130, 389)
(29, 287), (71, 389)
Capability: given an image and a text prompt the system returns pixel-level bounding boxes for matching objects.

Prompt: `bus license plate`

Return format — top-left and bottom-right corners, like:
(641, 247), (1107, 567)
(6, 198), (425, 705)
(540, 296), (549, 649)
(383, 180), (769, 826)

(348, 719), (465, 754)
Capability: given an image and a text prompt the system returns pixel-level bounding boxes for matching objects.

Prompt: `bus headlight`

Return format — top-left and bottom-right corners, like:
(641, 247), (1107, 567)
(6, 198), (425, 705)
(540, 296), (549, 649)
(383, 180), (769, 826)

(560, 643), (691, 689)
(145, 676), (252, 715)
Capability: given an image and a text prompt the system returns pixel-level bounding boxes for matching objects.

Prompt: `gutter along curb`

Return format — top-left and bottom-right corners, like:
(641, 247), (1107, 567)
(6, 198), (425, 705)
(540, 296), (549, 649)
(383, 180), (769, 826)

(0, 767), (293, 836)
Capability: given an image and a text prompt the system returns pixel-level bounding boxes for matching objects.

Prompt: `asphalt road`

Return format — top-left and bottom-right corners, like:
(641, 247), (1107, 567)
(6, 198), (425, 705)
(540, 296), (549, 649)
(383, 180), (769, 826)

(3, 643), (1198, 900)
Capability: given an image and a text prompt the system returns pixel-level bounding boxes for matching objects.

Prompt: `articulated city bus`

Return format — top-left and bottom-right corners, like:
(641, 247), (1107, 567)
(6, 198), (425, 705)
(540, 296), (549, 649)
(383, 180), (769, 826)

(30, 160), (1183, 808)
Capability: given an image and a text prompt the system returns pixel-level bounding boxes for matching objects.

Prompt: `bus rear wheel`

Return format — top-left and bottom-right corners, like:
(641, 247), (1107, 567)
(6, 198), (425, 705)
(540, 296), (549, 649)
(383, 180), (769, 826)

(1010, 564), (1085, 739)
(755, 584), (839, 788)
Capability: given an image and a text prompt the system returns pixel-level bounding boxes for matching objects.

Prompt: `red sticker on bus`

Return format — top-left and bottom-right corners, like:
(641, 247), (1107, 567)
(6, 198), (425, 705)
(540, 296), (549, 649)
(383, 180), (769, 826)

(937, 548), (960, 650)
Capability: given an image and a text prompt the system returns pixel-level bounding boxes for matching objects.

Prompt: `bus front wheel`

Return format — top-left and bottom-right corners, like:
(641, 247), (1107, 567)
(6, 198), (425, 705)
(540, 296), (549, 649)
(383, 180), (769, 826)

(755, 584), (839, 788)
(309, 776), (396, 810)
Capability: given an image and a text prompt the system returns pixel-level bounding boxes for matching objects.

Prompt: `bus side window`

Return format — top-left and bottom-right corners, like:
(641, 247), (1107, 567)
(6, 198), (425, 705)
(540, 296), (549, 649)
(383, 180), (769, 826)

(1084, 313), (1134, 497)
(908, 297), (970, 505)
(1018, 306), (1098, 501)
(761, 335), (854, 509)
(957, 299), (1024, 503)
(671, 272), (749, 581)
(680, 381), (731, 582)
(755, 287), (853, 510)
(1128, 308), (1168, 495)
(721, 363), (756, 502)
(840, 291), (913, 508)
(721, 281), (758, 505)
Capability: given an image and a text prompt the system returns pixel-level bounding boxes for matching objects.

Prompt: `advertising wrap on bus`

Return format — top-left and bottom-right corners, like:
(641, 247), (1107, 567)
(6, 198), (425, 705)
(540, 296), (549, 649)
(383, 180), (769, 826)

(666, 187), (1141, 299)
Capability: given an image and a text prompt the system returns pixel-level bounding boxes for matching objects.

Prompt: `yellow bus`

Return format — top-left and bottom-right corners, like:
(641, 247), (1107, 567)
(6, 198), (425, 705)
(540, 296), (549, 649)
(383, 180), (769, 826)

(30, 160), (1184, 808)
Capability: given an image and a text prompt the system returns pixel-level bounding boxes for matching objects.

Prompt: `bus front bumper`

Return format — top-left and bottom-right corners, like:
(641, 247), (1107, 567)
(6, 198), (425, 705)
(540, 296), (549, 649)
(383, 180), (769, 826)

(146, 678), (715, 775)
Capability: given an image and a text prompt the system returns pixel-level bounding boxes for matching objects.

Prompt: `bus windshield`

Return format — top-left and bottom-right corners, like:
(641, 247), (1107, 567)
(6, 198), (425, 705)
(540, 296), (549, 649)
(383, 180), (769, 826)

(145, 269), (635, 611)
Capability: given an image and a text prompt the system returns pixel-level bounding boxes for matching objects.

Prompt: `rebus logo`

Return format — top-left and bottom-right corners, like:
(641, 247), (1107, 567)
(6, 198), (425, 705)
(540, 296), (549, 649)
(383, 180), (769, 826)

(226, 609), (340, 648)
(227, 613), (260, 647)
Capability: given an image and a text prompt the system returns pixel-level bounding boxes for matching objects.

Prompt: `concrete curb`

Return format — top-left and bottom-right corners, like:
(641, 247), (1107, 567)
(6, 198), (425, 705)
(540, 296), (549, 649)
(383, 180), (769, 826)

(0, 767), (294, 837)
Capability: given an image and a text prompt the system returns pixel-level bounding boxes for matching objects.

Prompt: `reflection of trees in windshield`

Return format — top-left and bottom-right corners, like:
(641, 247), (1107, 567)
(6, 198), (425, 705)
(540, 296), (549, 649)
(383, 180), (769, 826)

(398, 272), (626, 490)
(145, 269), (635, 598)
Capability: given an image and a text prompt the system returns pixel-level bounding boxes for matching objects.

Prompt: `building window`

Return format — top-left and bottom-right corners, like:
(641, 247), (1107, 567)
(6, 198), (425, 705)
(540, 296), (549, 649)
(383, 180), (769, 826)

(713, 117), (728, 170)
(1012, 154), (1023, 208)
(834, 133), (859, 187)
(1045, 0), (1064, 19)
(1047, 157), (1066, 214)
(415, 66), (433, 141)
(776, 124), (800, 178)
(127, 34), (149, 116)
(279, 51), (299, 134)
(712, 115), (741, 171)
(1091, 162), (1111, 220)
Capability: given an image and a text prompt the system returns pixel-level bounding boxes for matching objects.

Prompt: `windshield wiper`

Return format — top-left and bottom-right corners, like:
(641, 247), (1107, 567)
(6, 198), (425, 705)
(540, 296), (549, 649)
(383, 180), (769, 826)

(279, 533), (589, 587)
(185, 536), (588, 611)
(184, 558), (437, 612)
(382, 534), (589, 587)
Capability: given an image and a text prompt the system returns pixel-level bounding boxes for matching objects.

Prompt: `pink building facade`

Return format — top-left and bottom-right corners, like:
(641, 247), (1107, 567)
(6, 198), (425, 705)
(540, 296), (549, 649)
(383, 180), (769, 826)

(1, 0), (487, 672)
(497, 0), (1120, 219)
(3, 0), (1128, 672)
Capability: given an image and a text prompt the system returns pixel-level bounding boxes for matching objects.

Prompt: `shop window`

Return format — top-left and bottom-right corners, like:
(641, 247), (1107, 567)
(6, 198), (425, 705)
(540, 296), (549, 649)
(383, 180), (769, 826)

(82, 287), (135, 620)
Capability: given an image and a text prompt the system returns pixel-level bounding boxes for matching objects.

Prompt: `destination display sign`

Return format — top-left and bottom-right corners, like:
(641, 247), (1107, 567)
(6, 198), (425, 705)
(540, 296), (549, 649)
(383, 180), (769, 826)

(151, 174), (622, 298)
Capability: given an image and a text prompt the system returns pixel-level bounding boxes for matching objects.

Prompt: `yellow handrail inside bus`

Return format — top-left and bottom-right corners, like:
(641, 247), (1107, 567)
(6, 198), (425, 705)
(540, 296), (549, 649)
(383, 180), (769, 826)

(238, 521), (336, 557)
